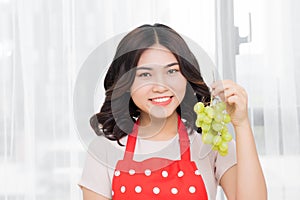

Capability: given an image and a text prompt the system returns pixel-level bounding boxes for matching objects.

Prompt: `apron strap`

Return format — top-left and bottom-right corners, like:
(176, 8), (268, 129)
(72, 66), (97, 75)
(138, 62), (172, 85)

(124, 115), (191, 161)
(123, 122), (138, 160)
(177, 115), (191, 161)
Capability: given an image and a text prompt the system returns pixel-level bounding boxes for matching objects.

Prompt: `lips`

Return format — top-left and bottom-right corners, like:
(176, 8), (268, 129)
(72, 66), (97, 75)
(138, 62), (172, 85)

(150, 96), (173, 106)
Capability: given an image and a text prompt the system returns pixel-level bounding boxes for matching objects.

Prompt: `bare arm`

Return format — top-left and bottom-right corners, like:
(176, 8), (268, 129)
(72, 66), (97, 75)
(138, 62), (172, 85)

(234, 118), (267, 200)
(81, 186), (110, 200)
(212, 80), (267, 200)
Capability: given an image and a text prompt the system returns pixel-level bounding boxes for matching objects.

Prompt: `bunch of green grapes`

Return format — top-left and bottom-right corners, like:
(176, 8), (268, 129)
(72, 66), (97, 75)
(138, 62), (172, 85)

(193, 99), (232, 156)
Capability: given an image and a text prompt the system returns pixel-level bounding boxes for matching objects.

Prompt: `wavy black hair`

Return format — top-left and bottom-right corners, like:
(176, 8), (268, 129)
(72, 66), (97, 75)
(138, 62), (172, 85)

(90, 23), (211, 145)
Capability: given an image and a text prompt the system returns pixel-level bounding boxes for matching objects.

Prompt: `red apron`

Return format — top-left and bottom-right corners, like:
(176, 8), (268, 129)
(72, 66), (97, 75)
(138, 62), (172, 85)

(112, 116), (208, 199)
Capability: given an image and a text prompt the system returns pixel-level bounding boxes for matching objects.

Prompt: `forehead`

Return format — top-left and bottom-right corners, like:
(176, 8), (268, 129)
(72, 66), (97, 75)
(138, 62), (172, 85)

(137, 45), (177, 67)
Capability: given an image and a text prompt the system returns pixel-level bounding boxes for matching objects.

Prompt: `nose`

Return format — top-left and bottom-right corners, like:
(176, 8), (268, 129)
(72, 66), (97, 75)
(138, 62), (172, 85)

(151, 76), (168, 93)
(152, 83), (168, 93)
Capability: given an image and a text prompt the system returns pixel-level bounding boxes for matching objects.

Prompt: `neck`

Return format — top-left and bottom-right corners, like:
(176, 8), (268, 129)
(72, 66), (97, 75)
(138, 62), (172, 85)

(137, 112), (178, 141)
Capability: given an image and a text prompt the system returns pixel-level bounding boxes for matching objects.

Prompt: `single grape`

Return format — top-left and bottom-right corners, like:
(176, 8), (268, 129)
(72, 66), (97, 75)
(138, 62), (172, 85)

(213, 135), (222, 146)
(197, 113), (206, 122)
(220, 126), (228, 135)
(221, 132), (233, 142)
(201, 123), (211, 132)
(219, 149), (228, 156)
(204, 106), (215, 118)
(214, 112), (224, 123)
(223, 113), (231, 124)
(203, 115), (213, 124)
(212, 145), (219, 151)
(195, 118), (202, 128)
(194, 102), (205, 114)
(215, 102), (226, 112)
(202, 133), (214, 144)
(212, 121), (223, 132)
(219, 141), (228, 152)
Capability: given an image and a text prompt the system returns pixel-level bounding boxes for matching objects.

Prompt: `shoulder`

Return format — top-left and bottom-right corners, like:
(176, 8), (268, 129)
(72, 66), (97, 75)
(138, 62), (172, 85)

(87, 135), (127, 168)
(79, 136), (123, 199)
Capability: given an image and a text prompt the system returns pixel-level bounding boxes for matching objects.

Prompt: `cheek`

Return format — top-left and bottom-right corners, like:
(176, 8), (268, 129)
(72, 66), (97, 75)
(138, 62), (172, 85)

(170, 76), (187, 94)
(130, 81), (153, 103)
(131, 82), (152, 96)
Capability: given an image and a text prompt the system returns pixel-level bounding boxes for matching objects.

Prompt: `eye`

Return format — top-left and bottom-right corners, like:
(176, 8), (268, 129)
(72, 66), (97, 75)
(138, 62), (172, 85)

(167, 68), (179, 74)
(138, 72), (151, 77)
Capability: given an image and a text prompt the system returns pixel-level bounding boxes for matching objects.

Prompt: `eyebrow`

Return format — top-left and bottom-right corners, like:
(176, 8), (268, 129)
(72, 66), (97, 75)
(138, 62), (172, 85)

(136, 62), (179, 70)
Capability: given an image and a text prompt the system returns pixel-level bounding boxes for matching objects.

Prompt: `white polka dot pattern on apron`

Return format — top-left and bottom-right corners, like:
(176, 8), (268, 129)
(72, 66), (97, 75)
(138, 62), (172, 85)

(114, 170), (120, 176)
(120, 186), (126, 193)
(162, 170), (168, 177)
(145, 169), (151, 176)
(111, 117), (208, 200)
(115, 183), (200, 196)
(129, 169), (135, 175)
(189, 186), (196, 193)
(153, 187), (160, 194)
(171, 187), (178, 194)
(135, 186), (142, 193)
(177, 170), (184, 177)
(113, 168), (203, 195)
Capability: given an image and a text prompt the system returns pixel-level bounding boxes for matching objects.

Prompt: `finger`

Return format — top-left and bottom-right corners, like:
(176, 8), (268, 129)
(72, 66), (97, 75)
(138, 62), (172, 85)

(211, 83), (225, 97)
(214, 82), (246, 101)
(211, 79), (235, 89)
(224, 87), (238, 100)
(227, 94), (239, 105)
(211, 80), (235, 97)
(227, 93), (248, 113)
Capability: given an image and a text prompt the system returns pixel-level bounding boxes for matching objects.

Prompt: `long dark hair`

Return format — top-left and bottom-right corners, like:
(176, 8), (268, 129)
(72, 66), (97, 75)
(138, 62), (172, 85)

(90, 24), (211, 145)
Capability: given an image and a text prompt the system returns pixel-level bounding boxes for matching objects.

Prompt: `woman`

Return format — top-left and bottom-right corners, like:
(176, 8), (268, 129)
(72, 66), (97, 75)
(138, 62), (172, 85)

(79, 24), (267, 200)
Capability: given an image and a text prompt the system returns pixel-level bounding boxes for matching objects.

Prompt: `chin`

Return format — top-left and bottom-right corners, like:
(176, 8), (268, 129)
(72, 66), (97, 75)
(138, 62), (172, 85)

(148, 108), (177, 120)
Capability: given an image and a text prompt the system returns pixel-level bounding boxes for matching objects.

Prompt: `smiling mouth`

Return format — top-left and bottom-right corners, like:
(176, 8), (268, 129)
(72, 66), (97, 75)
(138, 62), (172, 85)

(150, 96), (173, 106)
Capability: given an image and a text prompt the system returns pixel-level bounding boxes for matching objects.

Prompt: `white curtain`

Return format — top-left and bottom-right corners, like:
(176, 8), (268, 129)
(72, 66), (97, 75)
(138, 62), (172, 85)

(234, 0), (300, 199)
(2, 0), (299, 199)
(0, 0), (217, 199)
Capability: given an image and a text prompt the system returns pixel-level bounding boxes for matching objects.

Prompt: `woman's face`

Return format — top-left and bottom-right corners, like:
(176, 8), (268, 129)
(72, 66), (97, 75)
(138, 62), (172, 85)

(130, 45), (187, 120)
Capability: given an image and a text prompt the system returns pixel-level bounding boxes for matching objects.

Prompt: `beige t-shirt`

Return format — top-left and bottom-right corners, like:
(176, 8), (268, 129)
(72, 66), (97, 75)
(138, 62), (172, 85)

(78, 130), (236, 199)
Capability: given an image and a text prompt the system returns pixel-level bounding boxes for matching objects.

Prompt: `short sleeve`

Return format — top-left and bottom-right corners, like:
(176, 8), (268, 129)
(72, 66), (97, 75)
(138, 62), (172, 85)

(215, 139), (237, 184)
(78, 149), (112, 198)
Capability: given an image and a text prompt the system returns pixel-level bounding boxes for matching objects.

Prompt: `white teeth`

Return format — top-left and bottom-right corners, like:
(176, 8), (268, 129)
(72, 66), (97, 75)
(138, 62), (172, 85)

(152, 97), (170, 103)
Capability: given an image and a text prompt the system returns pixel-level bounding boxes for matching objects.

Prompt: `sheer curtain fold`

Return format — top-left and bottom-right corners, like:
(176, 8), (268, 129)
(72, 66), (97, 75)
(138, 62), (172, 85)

(263, 0), (299, 155)
(0, 0), (300, 200)
(1, 0), (218, 199)
(4, 0), (299, 199)
(235, 0), (300, 199)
